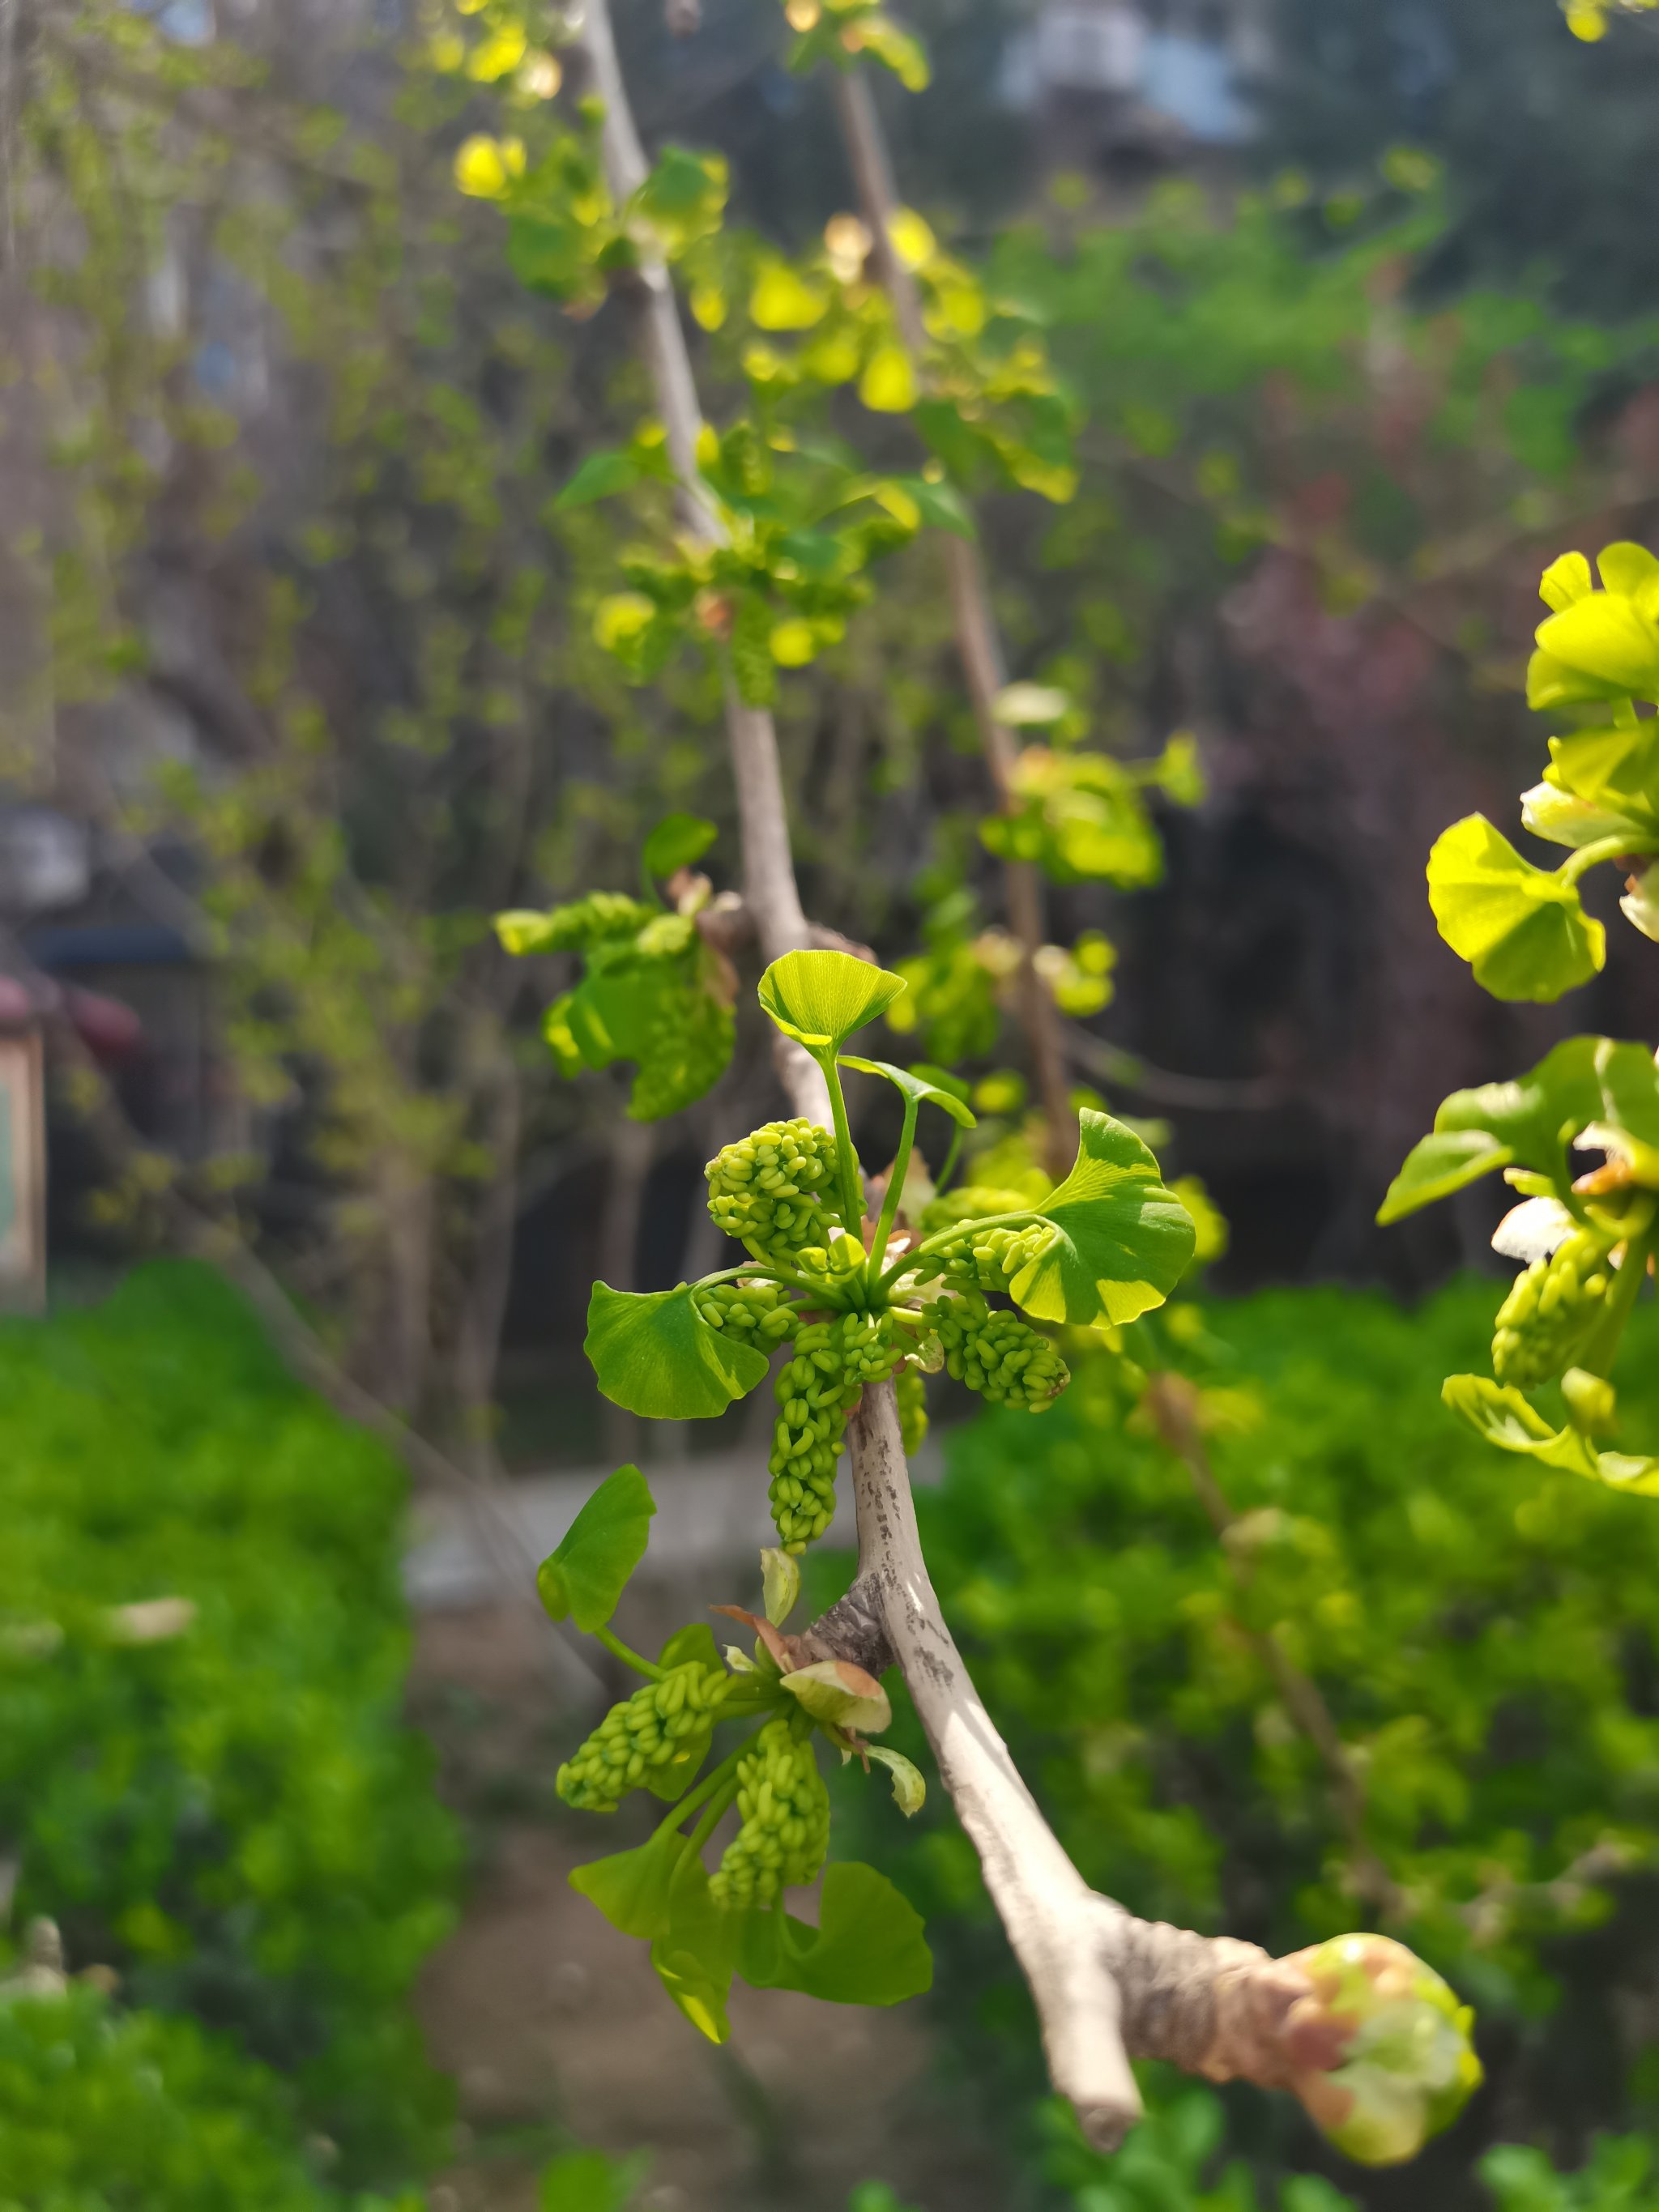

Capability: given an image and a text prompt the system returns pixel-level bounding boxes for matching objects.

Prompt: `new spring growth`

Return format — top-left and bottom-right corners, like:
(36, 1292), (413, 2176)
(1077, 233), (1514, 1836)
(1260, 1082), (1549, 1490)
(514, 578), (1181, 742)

(1287, 1935), (1482, 2167)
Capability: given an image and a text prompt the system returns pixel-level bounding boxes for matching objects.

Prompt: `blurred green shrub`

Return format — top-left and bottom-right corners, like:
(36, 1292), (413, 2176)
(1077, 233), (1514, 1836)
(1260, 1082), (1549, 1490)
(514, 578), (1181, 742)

(1482, 2133), (1659, 2212)
(0, 1984), (422, 2212)
(822, 1279), (1659, 2192)
(0, 1264), (459, 2184)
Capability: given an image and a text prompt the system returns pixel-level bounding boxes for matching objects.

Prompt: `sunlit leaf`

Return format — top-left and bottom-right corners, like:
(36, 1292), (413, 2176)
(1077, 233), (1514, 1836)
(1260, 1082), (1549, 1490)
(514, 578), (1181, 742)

(1442, 1375), (1659, 1493)
(585, 1283), (770, 1419)
(1376, 1131), (1517, 1225)
(839, 1056), (977, 1127)
(859, 345), (917, 415)
(1008, 1110), (1195, 1328)
(1427, 815), (1604, 1002)
(536, 1462), (655, 1630)
(1533, 589), (1659, 700)
(750, 263), (830, 330)
(757, 949), (906, 1051)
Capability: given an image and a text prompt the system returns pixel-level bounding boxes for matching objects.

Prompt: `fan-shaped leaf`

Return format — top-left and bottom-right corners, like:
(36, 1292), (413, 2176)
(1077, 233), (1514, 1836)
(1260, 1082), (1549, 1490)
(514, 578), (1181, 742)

(535, 1462), (655, 1630)
(757, 950), (906, 1051)
(1427, 816), (1605, 1002)
(585, 1283), (770, 1419)
(1007, 1110), (1195, 1328)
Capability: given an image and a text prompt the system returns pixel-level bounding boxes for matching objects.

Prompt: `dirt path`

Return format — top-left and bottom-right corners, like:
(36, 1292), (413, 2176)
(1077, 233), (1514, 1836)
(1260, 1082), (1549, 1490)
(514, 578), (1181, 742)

(408, 1598), (1004, 2212)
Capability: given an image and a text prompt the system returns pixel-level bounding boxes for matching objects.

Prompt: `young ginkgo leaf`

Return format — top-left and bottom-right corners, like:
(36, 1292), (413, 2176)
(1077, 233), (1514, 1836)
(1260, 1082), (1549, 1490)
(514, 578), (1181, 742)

(642, 812), (718, 879)
(1005, 1110), (1196, 1328)
(839, 1055), (977, 1126)
(536, 1463), (655, 1630)
(757, 949), (907, 1051)
(779, 1660), (892, 1735)
(650, 1856), (737, 2044)
(866, 1745), (927, 1815)
(586, 1283), (771, 1419)
(735, 1863), (932, 2005)
(1427, 816), (1605, 1002)
(568, 1830), (682, 1940)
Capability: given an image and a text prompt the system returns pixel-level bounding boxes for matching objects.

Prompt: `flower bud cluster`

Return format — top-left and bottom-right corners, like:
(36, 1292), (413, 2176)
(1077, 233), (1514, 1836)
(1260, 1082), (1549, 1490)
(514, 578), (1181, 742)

(556, 1662), (731, 1811)
(926, 1290), (1068, 1409)
(693, 1279), (800, 1346)
(768, 1312), (904, 1551)
(706, 1119), (841, 1260)
(933, 1216), (1057, 1298)
(1491, 1227), (1615, 1387)
(710, 1718), (830, 1909)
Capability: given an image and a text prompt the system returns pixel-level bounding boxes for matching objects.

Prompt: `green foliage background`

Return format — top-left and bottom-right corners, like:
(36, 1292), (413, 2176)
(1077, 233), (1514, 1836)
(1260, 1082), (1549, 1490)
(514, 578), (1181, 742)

(0, 1264), (459, 2186)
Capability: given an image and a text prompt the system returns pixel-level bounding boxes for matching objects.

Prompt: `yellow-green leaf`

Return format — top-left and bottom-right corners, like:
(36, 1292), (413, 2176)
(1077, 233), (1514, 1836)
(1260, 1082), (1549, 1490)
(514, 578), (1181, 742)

(757, 948), (906, 1051)
(1426, 815), (1605, 1002)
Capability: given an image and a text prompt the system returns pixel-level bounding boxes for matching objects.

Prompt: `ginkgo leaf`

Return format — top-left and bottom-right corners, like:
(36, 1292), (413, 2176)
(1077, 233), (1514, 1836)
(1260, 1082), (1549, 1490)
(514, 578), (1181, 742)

(1376, 1130), (1516, 1225)
(838, 1056), (976, 1127)
(1007, 1110), (1195, 1328)
(650, 1857), (737, 2044)
(569, 1830), (680, 1939)
(866, 1745), (927, 1816)
(536, 1463), (655, 1630)
(1535, 589), (1659, 700)
(1442, 1375), (1659, 1494)
(757, 949), (906, 1051)
(642, 812), (717, 878)
(1379, 1037), (1606, 1224)
(736, 1864), (931, 2005)
(585, 1283), (770, 1419)
(1427, 816), (1605, 1002)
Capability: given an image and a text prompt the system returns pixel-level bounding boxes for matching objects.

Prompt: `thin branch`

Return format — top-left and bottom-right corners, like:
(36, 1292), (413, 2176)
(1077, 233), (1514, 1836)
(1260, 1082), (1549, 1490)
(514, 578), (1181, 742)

(828, 65), (1073, 1170)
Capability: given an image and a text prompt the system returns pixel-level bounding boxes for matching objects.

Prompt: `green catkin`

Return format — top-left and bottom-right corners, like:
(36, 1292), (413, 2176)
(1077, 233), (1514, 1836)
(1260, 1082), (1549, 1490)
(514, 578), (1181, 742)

(693, 1278), (800, 1343)
(896, 1366), (929, 1455)
(556, 1663), (732, 1811)
(930, 1215), (1057, 1298)
(926, 1290), (1069, 1409)
(710, 1718), (830, 1909)
(1492, 1229), (1617, 1387)
(706, 1118), (842, 1261)
(767, 1312), (906, 1551)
